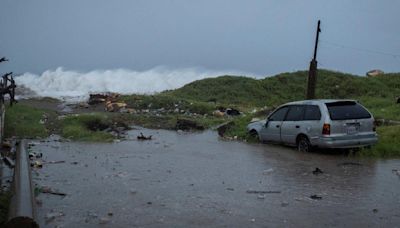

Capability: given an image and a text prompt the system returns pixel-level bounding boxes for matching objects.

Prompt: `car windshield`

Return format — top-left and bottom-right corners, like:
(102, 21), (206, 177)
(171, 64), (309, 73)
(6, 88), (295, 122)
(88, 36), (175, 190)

(326, 101), (371, 120)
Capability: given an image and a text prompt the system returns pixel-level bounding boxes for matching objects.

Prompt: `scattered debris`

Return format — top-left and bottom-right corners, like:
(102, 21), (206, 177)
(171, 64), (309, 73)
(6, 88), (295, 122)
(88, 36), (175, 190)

(310, 194), (322, 200)
(31, 160), (43, 168)
(40, 186), (67, 196)
(372, 209), (379, 213)
(2, 157), (15, 168)
(45, 211), (64, 223)
(281, 202), (289, 207)
(29, 152), (42, 159)
(246, 190), (281, 194)
(226, 108), (241, 116)
(99, 217), (111, 224)
(257, 194), (266, 199)
(312, 167), (323, 175)
(44, 160), (65, 164)
(105, 100), (127, 112)
(337, 162), (363, 167)
(175, 119), (205, 131)
(392, 169), (400, 177)
(216, 121), (234, 137)
(137, 132), (152, 140)
(226, 188), (234, 191)
(262, 168), (274, 175)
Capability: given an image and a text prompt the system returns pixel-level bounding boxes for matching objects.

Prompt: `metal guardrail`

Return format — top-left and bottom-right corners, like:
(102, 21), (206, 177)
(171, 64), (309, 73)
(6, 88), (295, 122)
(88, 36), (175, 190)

(5, 140), (38, 228)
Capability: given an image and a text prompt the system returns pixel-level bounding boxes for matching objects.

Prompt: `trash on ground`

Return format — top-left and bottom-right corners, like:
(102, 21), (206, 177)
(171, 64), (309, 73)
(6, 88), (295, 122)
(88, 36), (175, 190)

(216, 121), (234, 137)
(99, 216), (111, 224)
(44, 160), (65, 164)
(40, 186), (67, 196)
(45, 211), (64, 223)
(310, 194), (322, 200)
(31, 160), (43, 168)
(2, 156), (15, 168)
(337, 162), (363, 167)
(392, 169), (400, 177)
(175, 119), (205, 131)
(312, 167), (323, 175)
(246, 190), (281, 194)
(262, 168), (274, 175)
(29, 152), (43, 159)
(257, 194), (266, 199)
(137, 132), (152, 140)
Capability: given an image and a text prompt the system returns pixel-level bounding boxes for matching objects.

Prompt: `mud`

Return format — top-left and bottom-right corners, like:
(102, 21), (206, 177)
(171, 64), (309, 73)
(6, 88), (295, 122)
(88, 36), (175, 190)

(30, 129), (400, 227)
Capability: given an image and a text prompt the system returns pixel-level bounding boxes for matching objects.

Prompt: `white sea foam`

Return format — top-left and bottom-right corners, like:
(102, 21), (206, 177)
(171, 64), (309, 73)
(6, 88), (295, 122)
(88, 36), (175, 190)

(15, 66), (259, 102)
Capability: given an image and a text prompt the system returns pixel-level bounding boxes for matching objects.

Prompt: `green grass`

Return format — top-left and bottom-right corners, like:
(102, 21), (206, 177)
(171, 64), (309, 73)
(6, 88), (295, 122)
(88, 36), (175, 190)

(61, 113), (114, 142)
(4, 104), (49, 138)
(359, 126), (400, 157)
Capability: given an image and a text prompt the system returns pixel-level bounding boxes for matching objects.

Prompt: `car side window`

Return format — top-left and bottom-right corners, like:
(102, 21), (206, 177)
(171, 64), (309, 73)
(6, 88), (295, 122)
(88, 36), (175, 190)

(304, 105), (321, 120)
(268, 106), (289, 121)
(285, 105), (305, 121)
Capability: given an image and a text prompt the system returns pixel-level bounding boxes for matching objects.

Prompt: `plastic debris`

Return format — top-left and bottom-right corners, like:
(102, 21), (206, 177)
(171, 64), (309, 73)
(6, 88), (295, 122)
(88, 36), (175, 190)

(137, 132), (152, 140)
(31, 161), (43, 168)
(310, 194), (322, 200)
(246, 190), (281, 194)
(312, 167), (323, 175)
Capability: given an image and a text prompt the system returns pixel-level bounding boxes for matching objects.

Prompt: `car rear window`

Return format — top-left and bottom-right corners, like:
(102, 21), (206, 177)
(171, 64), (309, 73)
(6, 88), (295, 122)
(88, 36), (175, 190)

(326, 101), (371, 120)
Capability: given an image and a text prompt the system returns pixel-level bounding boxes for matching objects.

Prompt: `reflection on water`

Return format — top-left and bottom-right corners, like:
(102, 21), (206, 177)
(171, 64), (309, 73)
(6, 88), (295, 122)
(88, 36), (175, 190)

(31, 129), (400, 227)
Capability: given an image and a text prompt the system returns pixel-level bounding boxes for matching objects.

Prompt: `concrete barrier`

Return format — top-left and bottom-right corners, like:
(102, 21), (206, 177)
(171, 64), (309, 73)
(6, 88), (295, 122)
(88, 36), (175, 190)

(5, 140), (38, 228)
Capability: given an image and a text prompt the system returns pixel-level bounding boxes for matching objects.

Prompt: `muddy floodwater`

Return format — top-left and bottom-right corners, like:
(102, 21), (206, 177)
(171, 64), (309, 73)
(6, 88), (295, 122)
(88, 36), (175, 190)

(30, 129), (400, 227)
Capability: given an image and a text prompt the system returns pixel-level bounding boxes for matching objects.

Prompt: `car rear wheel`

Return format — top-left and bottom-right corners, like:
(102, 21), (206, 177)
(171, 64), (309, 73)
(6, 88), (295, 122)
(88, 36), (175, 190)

(297, 136), (311, 153)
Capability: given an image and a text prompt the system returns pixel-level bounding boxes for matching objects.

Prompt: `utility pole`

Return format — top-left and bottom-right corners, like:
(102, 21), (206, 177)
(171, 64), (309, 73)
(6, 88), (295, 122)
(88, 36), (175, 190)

(306, 20), (321, 99)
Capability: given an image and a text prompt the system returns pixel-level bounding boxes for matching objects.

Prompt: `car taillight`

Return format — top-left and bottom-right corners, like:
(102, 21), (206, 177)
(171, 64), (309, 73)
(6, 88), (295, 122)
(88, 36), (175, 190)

(373, 120), (377, 132)
(322, 123), (330, 135)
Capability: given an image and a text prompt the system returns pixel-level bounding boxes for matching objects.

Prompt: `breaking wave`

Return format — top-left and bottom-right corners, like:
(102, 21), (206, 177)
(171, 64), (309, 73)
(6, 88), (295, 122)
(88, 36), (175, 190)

(15, 67), (258, 102)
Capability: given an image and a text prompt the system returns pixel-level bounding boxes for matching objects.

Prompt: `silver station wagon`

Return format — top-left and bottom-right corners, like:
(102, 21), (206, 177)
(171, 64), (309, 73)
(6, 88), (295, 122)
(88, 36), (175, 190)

(247, 100), (378, 152)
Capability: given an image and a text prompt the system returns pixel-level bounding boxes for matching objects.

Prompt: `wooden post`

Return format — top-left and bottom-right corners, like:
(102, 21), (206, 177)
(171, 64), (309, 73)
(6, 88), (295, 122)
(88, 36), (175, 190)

(306, 20), (321, 100)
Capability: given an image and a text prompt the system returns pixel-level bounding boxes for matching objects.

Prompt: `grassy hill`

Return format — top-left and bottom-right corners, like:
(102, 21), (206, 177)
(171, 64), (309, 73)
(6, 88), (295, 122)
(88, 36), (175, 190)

(163, 69), (400, 120)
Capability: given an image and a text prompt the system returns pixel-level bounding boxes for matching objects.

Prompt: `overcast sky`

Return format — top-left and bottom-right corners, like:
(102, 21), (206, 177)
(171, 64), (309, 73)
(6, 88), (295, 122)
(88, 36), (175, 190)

(0, 0), (399, 76)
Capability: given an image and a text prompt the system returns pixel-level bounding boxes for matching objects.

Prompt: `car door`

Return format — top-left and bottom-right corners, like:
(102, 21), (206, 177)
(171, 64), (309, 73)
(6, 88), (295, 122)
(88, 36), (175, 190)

(259, 106), (289, 143)
(280, 105), (305, 145)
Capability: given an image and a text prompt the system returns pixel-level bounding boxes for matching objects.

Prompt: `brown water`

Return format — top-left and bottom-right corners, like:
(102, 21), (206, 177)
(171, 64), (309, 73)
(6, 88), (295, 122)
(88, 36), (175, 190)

(30, 129), (400, 227)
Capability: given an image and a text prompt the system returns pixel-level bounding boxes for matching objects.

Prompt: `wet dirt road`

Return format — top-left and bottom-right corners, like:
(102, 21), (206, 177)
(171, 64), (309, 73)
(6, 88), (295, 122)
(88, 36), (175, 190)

(30, 129), (400, 227)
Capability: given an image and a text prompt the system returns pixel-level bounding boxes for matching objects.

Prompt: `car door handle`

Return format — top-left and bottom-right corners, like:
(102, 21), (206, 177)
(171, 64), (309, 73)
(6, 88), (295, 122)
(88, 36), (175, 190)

(295, 125), (300, 128)
(276, 125), (280, 128)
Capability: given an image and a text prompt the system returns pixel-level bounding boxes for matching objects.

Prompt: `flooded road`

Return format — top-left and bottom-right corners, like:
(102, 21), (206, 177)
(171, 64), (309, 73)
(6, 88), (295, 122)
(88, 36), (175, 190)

(30, 129), (400, 227)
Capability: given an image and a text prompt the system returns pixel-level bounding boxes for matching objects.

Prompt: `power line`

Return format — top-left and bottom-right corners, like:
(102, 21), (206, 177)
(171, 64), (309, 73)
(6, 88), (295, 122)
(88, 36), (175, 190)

(320, 39), (400, 59)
